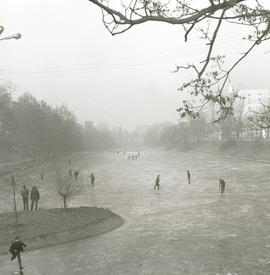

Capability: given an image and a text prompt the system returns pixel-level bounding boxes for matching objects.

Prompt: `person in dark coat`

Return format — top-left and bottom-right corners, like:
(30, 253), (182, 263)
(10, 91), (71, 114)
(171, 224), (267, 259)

(9, 236), (27, 271)
(187, 170), (191, 184)
(219, 179), (226, 194)
(90, 172), (95, 187)
(154, 175), (160, 190)
(74, 170), (80, 180)
(30, 186), (40, 210)
(21, 185), (29, 211)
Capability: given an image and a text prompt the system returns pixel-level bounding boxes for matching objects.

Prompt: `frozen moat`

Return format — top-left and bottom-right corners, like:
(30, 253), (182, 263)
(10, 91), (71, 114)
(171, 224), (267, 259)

(1, 150), (270, 274)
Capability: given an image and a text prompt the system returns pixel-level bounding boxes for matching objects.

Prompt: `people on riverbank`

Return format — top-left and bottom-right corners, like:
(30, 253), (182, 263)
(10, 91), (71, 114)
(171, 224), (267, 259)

(21, 185), (29, 211)
(90, 172), (95, 187)
(219, 179), (226, 194)
(30, 186), (40, 210)
(74, 170), (80, 180)
(154, 175), (160, 190)
(9, 236), (27, 271)
(69, 168), (73, 177)
(187, 170), (191, 184)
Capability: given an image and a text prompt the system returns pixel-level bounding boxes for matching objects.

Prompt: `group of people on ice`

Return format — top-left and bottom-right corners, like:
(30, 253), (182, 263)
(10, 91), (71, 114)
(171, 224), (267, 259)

(128, 153), (140, 160)
(154, 171), (226, 194)
(112, 149), (141, 161)
(127, 150), (140, 161)
(68, 159), (95, 186)
(68, 169), (95, 187)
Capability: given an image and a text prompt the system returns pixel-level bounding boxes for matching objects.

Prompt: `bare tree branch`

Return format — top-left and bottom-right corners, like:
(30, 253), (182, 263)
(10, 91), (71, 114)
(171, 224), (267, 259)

(88, 0), (270, 122)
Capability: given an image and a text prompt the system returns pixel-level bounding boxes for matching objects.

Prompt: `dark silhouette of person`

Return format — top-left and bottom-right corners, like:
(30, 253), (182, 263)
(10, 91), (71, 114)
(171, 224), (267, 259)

(132, 155), (134, 160)
(137, 150), (140, 157)
(219, 179), (226, 194)
(74, 170), (79, 180)
(68, 159), (71, 166)
(40, 172), (44, 180)
(21, 185), (29, 211)
(30, 186), (40, 210)
(187, 170), (191, 184)
(69, 169), (73, 177)
(90, 172), (95, 187)
(128, 155), (131, 160)
(135, 155), (138, 160)
(154, 175), (160, 190)
(9, 236), (26, 271)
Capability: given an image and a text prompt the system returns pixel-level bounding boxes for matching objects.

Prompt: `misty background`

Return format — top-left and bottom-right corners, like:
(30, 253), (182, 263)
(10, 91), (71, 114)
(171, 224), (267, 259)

(1, 0), (270, 130)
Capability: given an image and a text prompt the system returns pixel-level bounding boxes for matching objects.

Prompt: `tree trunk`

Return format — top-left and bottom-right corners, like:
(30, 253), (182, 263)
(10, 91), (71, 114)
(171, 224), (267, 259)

(11, 176), (18, 234)
(63, 196), (67, 209)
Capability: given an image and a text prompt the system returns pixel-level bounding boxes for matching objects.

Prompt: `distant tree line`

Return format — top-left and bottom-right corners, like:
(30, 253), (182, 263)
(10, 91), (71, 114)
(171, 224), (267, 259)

(143, 111), (270, 151)
(0, 85), (115, 161)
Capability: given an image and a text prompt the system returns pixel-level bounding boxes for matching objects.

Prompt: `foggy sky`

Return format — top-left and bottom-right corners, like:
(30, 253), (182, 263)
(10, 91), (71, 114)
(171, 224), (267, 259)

(1, 0), (270, 130)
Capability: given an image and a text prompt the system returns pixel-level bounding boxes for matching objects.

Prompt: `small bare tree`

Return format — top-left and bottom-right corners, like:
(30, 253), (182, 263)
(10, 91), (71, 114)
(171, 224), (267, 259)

(0, 175), (19, 232)
(56, 170), (84, 209)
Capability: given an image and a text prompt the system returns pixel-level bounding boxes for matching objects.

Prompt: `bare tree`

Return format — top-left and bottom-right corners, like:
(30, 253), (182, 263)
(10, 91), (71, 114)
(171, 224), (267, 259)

(88, 0), (270, 121)
(247, 103), (270, 133)
(55, 170), (84, 209)
(0, 175), (19, 232)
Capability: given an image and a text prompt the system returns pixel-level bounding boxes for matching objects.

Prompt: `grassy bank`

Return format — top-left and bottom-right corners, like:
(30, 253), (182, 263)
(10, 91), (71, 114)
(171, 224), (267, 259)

(0, 151), (102, 213)
(0, 207), (123, 255)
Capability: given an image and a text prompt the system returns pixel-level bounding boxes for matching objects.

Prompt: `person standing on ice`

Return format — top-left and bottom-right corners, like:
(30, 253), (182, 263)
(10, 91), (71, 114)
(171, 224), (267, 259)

(219, 179), (226, 194)
(74, 170), (80, 180)
(187, 170), (191, 184)
(90, 172), (95, 187)
(154, 175), (160, 190)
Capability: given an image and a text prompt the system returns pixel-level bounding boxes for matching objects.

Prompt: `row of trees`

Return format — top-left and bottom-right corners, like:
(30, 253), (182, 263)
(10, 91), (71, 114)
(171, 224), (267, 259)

(0, 85), (115, 161)
(142, 119), (211, 150)
(143, 111), (270, 150)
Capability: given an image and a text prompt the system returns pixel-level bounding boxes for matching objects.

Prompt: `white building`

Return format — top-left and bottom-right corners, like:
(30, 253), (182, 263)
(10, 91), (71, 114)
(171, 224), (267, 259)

(228, 82), (270, 115)
(238, 89), (270, 115)
(227, 82), (270, 138)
